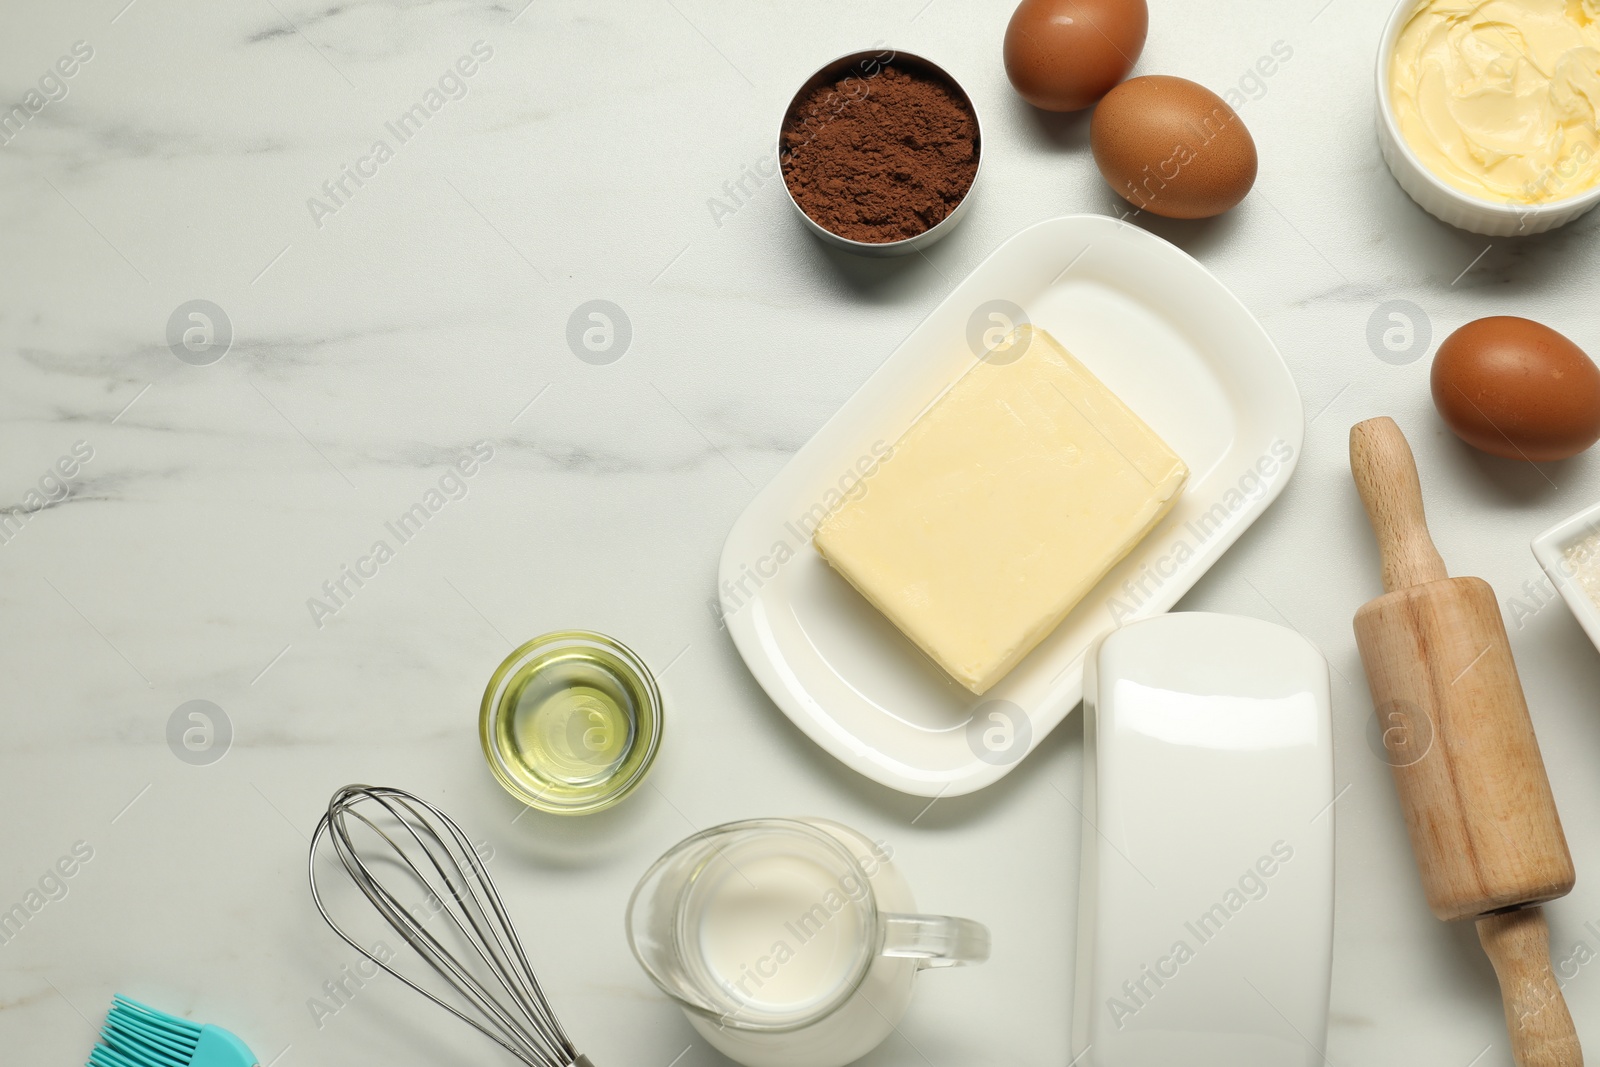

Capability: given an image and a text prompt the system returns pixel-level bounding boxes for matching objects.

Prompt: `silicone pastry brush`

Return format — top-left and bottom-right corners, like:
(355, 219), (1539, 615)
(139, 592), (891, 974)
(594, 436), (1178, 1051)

(1349, 416), (1580, 1067)
(88, 995), (258, 1067)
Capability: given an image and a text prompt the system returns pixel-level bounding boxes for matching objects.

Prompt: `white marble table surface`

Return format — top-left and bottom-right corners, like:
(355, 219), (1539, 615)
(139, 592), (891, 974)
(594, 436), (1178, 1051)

(4, 1), (1599, 1065)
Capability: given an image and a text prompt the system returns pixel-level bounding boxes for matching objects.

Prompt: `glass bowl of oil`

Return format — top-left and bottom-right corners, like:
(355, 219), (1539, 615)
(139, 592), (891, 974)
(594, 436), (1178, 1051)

(480, 631), (662, 815)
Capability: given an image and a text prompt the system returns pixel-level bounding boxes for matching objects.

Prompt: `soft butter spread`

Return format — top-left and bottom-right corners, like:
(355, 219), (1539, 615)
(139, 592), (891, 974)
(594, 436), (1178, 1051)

(1391, 0), (1600, 203)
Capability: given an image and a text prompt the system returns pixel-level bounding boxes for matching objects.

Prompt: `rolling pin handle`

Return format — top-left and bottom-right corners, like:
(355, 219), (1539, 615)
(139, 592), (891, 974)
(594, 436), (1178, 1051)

(1349, 417), (1449, 592)
(1477, 908), (1583, 1067)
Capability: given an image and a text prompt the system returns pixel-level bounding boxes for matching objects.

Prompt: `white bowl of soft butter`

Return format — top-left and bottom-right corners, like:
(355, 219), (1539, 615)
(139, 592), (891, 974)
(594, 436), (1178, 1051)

(1377, 0), (1600, 237)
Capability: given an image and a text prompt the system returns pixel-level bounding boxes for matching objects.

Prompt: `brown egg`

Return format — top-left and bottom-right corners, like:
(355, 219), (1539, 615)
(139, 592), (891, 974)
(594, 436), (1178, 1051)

(1004, 0), (1148, 113)
(1090, 75), (1257, 219)
(1431, 317), (1600, 462)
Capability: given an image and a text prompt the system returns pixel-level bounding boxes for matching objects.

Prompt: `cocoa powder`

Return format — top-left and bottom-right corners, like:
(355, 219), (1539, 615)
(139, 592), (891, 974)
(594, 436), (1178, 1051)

(781, 64), (979, 244)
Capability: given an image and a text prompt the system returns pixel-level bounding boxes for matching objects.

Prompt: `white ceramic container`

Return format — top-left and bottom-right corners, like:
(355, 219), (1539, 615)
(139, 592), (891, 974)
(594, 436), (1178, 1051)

(1531, 499), (1600, 654)
(1074, 612), (1335, 1067)
(718, 215), (1303, 797)
(1376, 0), (1600, 237)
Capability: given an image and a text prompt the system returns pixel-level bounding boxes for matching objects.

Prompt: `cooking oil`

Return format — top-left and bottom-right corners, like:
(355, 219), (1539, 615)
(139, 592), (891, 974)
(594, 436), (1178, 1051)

(482, 632), (662, 814)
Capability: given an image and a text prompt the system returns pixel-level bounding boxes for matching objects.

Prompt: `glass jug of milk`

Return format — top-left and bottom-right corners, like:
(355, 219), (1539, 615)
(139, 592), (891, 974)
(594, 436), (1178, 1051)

(625, 818), (989, 1067)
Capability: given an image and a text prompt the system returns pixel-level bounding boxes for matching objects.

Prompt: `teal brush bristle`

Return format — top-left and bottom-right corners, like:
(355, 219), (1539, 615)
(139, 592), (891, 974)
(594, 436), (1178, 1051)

(89, 995), (258, 1067)
(92, 997), (200, 1067)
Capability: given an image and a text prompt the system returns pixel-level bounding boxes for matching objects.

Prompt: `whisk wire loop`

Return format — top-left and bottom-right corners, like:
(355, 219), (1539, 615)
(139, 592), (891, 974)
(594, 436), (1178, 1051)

(309, 785), (588, 1067)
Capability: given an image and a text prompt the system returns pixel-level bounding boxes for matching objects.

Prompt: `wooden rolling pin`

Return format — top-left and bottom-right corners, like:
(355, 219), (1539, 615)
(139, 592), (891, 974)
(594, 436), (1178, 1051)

(1350, 417), (1580, 1067)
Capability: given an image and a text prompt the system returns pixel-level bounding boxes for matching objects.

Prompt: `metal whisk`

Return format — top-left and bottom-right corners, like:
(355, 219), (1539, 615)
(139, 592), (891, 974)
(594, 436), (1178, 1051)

(308, 784), (594, 1067)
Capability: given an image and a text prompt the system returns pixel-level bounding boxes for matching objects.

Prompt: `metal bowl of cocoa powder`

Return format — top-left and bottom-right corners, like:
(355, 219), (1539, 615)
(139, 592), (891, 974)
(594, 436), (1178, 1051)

(778, 49), (982, 257)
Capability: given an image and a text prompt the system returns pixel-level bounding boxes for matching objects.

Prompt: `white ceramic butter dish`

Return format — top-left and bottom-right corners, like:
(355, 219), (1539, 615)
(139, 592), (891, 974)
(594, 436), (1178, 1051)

(1074, 612), (1335, 1067)
(718, 215), (1303, 797)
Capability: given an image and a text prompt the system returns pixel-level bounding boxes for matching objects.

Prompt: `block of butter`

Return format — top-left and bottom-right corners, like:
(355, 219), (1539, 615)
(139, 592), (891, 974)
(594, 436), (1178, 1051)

(814, 325), (1188, 695)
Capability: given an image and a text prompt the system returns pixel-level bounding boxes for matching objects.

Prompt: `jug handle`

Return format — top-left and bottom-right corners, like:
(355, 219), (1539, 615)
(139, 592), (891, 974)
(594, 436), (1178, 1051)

(882, 914), (990, 969)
